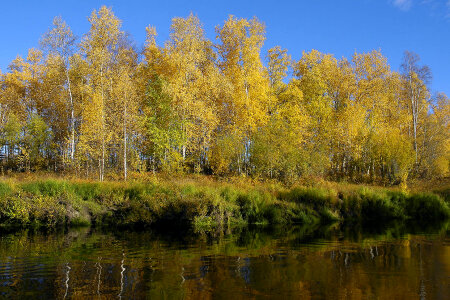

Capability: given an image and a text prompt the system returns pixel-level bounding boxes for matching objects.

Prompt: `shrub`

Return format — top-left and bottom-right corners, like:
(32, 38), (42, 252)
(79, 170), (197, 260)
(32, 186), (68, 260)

(404, 193), (450, 221)
(0, 196), (30, 226)
(359, 188), (403, 221)
(31, 195), (66, 227)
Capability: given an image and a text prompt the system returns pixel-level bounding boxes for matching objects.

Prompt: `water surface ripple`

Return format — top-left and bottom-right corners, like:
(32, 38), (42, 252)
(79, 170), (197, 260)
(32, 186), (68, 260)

(0, 224), (449, 299)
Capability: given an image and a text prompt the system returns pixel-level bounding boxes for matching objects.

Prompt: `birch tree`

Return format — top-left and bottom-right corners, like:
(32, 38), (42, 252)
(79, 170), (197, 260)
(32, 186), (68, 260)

(80, 6), (123, 180)
(400, 51), (432, 166)
(40, 17), (77, 162)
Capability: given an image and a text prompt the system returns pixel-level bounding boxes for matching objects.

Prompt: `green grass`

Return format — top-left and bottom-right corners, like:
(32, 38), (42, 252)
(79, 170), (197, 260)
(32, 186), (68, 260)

(0, 181), (13, 197)
(0, 178), (448, 230)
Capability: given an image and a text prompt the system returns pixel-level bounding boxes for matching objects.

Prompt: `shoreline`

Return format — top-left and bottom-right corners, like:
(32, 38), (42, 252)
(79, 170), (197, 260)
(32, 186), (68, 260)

(1, 178), (448, 231)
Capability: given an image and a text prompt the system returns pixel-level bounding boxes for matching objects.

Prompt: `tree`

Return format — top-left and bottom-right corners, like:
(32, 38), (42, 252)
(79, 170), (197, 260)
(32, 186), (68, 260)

(24, 114), (52, 170)
(1, 114), (22, 166)
(112, 42), (139, 180)
(215, 15), (270, 174)
(40, 16), (77, 162)
(0, 9), (447, 185)
(292, 50), (337, 176)
(400, 51), (432, 167)
(267, 46), (292, 114)
(140, 25), (183, 173)
(163, 13), (219, 171)
(79, 6), (123, 181)
(422, 93), (449, 178)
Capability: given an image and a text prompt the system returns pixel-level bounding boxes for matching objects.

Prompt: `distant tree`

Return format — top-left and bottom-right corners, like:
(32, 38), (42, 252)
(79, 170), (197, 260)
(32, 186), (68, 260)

(400, 51), (432, 167)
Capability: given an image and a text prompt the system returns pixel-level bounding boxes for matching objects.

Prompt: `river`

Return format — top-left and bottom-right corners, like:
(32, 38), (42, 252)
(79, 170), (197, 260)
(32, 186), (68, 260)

(0, 223), (448, 299)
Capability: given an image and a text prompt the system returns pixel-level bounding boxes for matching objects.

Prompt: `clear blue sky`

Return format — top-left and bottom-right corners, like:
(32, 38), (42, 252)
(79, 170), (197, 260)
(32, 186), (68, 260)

(1, 0), (449, 96)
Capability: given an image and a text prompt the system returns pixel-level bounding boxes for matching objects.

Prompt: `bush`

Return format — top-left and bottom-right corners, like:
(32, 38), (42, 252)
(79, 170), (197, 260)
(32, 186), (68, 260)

(236, 191), (275, 224)
(0, 196), (31, 226)
(359, 188), (403, 221)
(404, 193), (450, 221)
(31, 195), (66, 227)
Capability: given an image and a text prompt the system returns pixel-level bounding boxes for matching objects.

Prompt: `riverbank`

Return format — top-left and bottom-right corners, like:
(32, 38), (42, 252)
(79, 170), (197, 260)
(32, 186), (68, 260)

(0, 176), (449, 230)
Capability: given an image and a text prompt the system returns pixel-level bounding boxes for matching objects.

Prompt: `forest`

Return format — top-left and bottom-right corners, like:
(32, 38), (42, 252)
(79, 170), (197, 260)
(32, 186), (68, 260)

(0, 6), (448, 186)
(1, 6), (449, 299)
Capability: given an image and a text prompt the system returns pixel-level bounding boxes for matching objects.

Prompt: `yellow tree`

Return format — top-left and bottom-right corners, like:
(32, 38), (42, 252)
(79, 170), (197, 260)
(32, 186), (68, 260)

(351, 51), (418, 183)
(422, 93), (449, 178)
(328, 57), (362, 179)
(160, 14), (219, 171)
(80, 6), (123, 180)
(251, 81), (307, 181)
(36, 54), (68, 166)
(215, 15), (270, 174)
(250, 46), (309, 181)
(111, 43), (138, 180)
(400, 51), (432, 167)
(267, 46), (291, 113)
(24, 49), (45, 119)
(293, 50), (338, 175)
(1, 57), (28, 123)
(40, 16), (77, 162)
(0, 57), (27, 165)
(140, 26), (183, 173)
(68, 53), (90, 175)
(0, 49), (62, 170)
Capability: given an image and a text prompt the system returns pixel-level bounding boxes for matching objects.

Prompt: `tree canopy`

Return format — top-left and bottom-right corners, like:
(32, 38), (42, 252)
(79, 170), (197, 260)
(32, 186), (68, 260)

(0, 7), (448, 184)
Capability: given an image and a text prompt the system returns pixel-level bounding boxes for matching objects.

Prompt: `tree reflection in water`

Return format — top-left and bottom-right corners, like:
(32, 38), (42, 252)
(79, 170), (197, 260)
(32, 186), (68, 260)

(0, 222), (448, 299)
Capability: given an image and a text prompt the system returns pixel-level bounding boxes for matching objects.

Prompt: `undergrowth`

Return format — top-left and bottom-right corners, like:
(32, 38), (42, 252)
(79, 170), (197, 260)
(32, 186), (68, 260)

(0, 178), (448, 230)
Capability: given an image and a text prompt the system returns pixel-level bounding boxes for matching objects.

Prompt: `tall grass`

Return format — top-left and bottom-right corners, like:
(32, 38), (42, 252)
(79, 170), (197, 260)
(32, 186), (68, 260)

(0, 178), (448, 230)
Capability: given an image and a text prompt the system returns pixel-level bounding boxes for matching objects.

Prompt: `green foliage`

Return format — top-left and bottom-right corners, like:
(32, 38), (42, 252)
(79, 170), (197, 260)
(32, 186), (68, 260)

(0, 181), (13, 197)
(0, 194), (65, 228)
(24, 114), (53, 169)
(0, 196), (31, 226)
(340, 188), (449, 223)
(283, 187), (334, 209)
(71, 182), (102, 201)
(143, 72), (184, 173)
(432, 186), (450, 203)
(20, 179), (69, 197)
(250, 118), (304, 181)
(358, 188), (404, 221)
(1, 114), (22, 148)
(404, 193), (450, 221)
(237, 191), (273, 224)
(0, 179), (448, 230)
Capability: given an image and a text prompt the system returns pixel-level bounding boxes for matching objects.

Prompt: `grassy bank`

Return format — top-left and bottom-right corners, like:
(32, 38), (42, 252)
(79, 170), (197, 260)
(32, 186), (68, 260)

(0, 177), (449, 230)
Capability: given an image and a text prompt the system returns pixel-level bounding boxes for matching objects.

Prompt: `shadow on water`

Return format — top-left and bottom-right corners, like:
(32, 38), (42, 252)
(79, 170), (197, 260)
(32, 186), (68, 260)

(0, 220), (449, 299)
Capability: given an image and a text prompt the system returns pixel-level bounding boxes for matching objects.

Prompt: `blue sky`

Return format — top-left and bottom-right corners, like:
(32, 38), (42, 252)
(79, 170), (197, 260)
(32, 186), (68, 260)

(0, 0), (449, 96)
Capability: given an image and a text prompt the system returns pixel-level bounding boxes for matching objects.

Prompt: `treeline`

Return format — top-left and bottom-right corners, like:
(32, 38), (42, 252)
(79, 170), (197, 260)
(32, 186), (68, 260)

(0, 6), (448, 183)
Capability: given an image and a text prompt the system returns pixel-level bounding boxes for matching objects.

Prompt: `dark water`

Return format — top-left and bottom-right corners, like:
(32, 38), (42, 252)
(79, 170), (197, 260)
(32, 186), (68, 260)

(0, 223), (449, 299)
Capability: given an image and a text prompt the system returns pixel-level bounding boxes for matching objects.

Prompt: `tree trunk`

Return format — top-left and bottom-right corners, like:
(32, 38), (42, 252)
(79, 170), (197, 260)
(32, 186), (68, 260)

(123, 101), (127, 181)
(100, 61), (105, 182)
(66, 70), (75, 162)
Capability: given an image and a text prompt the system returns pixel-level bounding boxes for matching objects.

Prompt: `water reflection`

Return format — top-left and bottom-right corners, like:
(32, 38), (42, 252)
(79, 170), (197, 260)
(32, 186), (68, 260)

(0, 222), (448, 299)
(63, 262), (70, 299)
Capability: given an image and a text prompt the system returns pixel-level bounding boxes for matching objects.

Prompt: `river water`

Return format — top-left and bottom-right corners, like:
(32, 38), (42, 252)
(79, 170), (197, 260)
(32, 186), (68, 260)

(0, 223), (448, 299)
